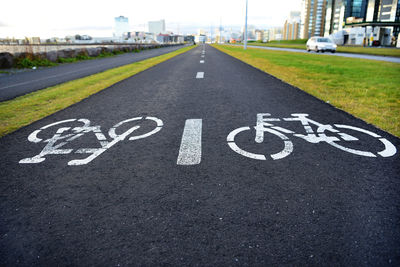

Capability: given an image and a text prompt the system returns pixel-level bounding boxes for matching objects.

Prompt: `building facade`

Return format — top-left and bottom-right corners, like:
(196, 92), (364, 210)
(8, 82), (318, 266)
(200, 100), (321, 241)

(114, 16), (130, 38)
(148, 20), (166, 35)
(283, 21), (300, 39)
(324, 0), (346, 35)
(255, 30), (264, 41)
(344, 0), (400, 45)
(345, 0), (369, 18)
(300, 0), (328, 38)
(283, 11), (301, 40)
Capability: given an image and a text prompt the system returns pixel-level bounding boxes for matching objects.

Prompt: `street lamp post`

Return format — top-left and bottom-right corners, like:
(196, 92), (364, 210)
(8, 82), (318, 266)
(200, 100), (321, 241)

(244, 0), (248, 50)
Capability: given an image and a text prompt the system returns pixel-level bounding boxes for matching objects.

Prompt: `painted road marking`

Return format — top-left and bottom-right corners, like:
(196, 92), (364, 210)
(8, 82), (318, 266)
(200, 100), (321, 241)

(200, 60), (205, 63)
(227, 113), (397, 160)
(177, 119), (202, 165)
(19, 117), (163, 166)
(196, 72), (204, 79)
(201, 55), (205, 58)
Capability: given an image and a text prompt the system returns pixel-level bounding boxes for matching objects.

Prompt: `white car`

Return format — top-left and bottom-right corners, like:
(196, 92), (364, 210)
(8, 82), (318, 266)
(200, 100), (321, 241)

(306, 37), (337, 53)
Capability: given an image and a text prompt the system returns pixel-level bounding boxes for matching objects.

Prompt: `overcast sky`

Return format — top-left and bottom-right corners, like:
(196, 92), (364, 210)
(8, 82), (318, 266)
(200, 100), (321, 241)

(0, 0), (302, 38)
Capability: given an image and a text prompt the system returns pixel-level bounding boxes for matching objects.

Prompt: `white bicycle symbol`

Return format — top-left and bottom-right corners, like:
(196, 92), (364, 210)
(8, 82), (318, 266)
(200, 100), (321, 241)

(19, 116), (163, 166)
(227, 113), (397, 160)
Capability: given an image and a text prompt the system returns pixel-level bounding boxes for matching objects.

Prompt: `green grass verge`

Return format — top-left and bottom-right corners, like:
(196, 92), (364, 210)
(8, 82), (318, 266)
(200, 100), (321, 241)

(248, 39), (308, 45)
(0, 45), (195, 137)
(239, 42), (400, 57)
(268, 39), (308, 44)
(213, 44), (400, 137)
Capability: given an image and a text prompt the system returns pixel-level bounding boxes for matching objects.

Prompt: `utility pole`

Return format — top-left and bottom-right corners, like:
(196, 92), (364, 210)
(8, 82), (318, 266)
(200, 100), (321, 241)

(244, 0), (248, 50)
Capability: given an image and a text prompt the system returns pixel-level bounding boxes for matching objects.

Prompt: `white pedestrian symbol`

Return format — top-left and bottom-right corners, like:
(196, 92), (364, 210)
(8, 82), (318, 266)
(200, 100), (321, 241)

(19, 117), (163, 165)
(227, 113), (397, 160)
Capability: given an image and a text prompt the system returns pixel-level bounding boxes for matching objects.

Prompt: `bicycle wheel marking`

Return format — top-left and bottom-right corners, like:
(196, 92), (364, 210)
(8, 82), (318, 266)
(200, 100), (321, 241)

(19, 117), (163, 166)
(333, 124), (397, 158)
(227, 113), (397, 161)
(227, 127), (267, 160)
(378, 139), (397, 157)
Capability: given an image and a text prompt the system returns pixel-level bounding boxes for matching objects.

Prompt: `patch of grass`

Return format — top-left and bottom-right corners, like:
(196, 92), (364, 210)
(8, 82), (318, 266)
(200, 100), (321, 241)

(336, 46), (400, 57)
(268, 39), (308, 44)
(98, 51), (114, 57)
(57, 57), (77, 63)
(213, 44), (400, 137)
(238, 42), (400, 57)
(75, 54), (91, 60)
(15, 57), (57, 68)
(112, 50), (124, 55)
(0, 45), (195, 137)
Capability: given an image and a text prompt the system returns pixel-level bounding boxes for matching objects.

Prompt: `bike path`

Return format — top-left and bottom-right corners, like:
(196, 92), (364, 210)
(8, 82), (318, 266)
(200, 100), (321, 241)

(0, 44), (185, 102)
(0, 44), (399, 265)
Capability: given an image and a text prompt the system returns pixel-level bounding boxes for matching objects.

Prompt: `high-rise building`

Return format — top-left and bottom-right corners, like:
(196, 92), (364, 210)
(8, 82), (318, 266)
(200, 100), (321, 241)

(364, 0), (400, 43)
(148, 20), (166, 35)
(300, 0), (328, 38)
(344, 0), (369, 19)
(114, 16), (130, 38)
(283, 21), (300, 40)
(365, 0), (399, 21)
(283, 11), (301, 40)
(255, 30), (264, 41)
(324, 0), (346, 35)
(267, 27), (283, 41)
(322, 0), (400, 45)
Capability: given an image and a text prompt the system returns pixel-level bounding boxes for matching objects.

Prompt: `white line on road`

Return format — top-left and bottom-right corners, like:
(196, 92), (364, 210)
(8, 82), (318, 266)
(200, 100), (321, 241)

(200, 60), (205, 63)
(201, 55), (205, 57)
(196, 72), (204, 78)
(177, 119), (202, 165)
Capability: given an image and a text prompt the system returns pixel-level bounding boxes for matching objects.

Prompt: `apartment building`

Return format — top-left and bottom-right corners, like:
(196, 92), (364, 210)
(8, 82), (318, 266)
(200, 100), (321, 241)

(300, 0), (328, 38)
(283, 11), (301, 40)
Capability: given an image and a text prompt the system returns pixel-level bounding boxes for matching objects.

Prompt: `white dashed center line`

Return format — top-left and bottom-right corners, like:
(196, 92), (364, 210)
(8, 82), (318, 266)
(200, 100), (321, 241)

(196, 72), (204, 79)
(177, 119), (202, 165)
(200, 60), (204, 63)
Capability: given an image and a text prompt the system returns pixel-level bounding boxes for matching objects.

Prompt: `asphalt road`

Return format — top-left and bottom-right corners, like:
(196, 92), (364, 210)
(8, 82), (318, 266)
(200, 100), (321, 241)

(1, 44), (399, 265)
(232, 44), (400, 63)
(0, 44), (185, 102)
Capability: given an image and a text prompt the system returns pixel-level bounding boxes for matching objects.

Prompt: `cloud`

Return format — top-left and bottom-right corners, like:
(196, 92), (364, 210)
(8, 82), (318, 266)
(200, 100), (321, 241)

(0, 21), (8, 27)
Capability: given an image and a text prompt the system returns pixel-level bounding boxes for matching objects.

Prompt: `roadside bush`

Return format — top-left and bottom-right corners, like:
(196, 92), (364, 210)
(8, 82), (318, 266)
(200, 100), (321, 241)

(15, 58), (35, 68)
(76, 54), (90, 60)
(15, 57), (57, 68)
(76, 50), (90, 60)
(13, 44), (161, 68)
(112, 50), (124, 55)
(99, 51), (113, 57)
(57, 57), (77, 63)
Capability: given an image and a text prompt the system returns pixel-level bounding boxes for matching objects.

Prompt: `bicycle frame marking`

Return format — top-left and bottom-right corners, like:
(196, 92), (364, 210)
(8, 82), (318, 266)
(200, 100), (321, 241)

(19, 117), (163, 166)
(227, 113), (397, 160)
